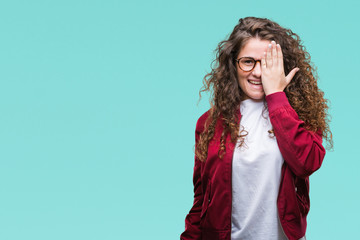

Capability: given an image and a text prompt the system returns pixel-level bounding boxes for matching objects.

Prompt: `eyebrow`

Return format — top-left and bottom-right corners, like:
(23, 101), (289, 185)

(239, 56), (262, 61)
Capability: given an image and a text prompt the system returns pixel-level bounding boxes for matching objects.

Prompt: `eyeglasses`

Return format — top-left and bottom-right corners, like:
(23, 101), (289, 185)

(235, 57), (261, 72)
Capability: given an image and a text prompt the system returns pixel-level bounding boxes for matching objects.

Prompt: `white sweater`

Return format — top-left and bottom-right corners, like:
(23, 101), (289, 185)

(231, 99), (288, 240)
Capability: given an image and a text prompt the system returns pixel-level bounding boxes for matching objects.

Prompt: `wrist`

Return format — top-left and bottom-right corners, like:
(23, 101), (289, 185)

(264, 89), (283, 96)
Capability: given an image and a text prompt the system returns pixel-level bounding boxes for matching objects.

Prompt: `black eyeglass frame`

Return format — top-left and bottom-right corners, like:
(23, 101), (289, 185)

(235, 57), (262, 72)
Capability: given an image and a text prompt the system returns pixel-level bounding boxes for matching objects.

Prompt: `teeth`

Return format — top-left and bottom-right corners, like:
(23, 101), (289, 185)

(249, 80), (261, 85)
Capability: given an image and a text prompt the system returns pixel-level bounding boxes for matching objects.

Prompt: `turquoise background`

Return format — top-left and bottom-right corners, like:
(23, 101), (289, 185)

(0, 0), (358, 239)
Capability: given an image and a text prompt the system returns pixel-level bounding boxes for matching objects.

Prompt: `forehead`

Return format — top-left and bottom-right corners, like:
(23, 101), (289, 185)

(237, 38), (271, 59)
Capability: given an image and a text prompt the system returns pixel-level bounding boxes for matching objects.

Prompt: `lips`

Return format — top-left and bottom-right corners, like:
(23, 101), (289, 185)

(248, 79), (262, 85)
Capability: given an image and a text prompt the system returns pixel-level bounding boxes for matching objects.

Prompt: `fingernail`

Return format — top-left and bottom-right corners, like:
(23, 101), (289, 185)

(271, 41), (275, 44)
(268, 44), (272, 48)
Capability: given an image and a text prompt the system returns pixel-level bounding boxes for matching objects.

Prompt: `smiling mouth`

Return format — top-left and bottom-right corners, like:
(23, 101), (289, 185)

(248, 80), (262, 85)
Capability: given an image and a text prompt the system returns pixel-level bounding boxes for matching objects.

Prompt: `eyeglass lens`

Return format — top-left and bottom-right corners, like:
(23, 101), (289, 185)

(239, 57), (255, 71)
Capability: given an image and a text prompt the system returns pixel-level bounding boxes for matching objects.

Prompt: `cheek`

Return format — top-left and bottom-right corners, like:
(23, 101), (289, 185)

(237, 71), (249, 84)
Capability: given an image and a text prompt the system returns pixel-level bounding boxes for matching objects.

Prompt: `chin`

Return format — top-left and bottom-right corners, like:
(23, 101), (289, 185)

(246, 92), (265, 101)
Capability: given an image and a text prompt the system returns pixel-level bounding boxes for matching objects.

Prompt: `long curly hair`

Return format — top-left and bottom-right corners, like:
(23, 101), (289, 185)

(196, 17), (333, 162)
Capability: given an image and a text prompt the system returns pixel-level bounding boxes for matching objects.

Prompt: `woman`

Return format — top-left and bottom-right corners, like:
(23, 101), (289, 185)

(180, 17), (332, 240)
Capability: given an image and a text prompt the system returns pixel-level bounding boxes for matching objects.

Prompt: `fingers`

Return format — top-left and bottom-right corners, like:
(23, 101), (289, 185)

(266, 43), (272, 67)
(265, 41), (279, 67)
(261, 51), (266, 69)
(286, 67), (300, 83)
(271, 41), (277, 64)
(276, 43), (284, 69)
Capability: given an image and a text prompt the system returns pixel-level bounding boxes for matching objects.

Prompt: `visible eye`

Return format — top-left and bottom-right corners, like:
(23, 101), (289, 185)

(240, 58), (255, 66)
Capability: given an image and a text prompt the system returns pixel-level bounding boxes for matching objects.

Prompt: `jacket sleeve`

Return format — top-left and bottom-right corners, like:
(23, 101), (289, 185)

(266, 92), (326, 178)
(180, 114), (207, 240)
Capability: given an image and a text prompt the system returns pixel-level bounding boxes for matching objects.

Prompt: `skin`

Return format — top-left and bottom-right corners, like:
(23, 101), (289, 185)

(236, 38), (299, 100)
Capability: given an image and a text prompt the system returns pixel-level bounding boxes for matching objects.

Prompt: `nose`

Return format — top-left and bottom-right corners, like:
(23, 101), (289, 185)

(252, 61), (262, 77)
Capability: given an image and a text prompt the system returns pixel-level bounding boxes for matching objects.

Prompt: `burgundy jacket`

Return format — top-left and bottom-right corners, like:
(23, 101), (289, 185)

(181, 92), (326, 240)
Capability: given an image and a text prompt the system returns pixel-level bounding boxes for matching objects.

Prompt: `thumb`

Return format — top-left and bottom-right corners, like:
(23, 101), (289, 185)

(286, 67), (300, 83)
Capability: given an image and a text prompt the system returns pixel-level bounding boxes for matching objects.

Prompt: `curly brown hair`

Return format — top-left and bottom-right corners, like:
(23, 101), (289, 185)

(196, 17), (333, 162)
